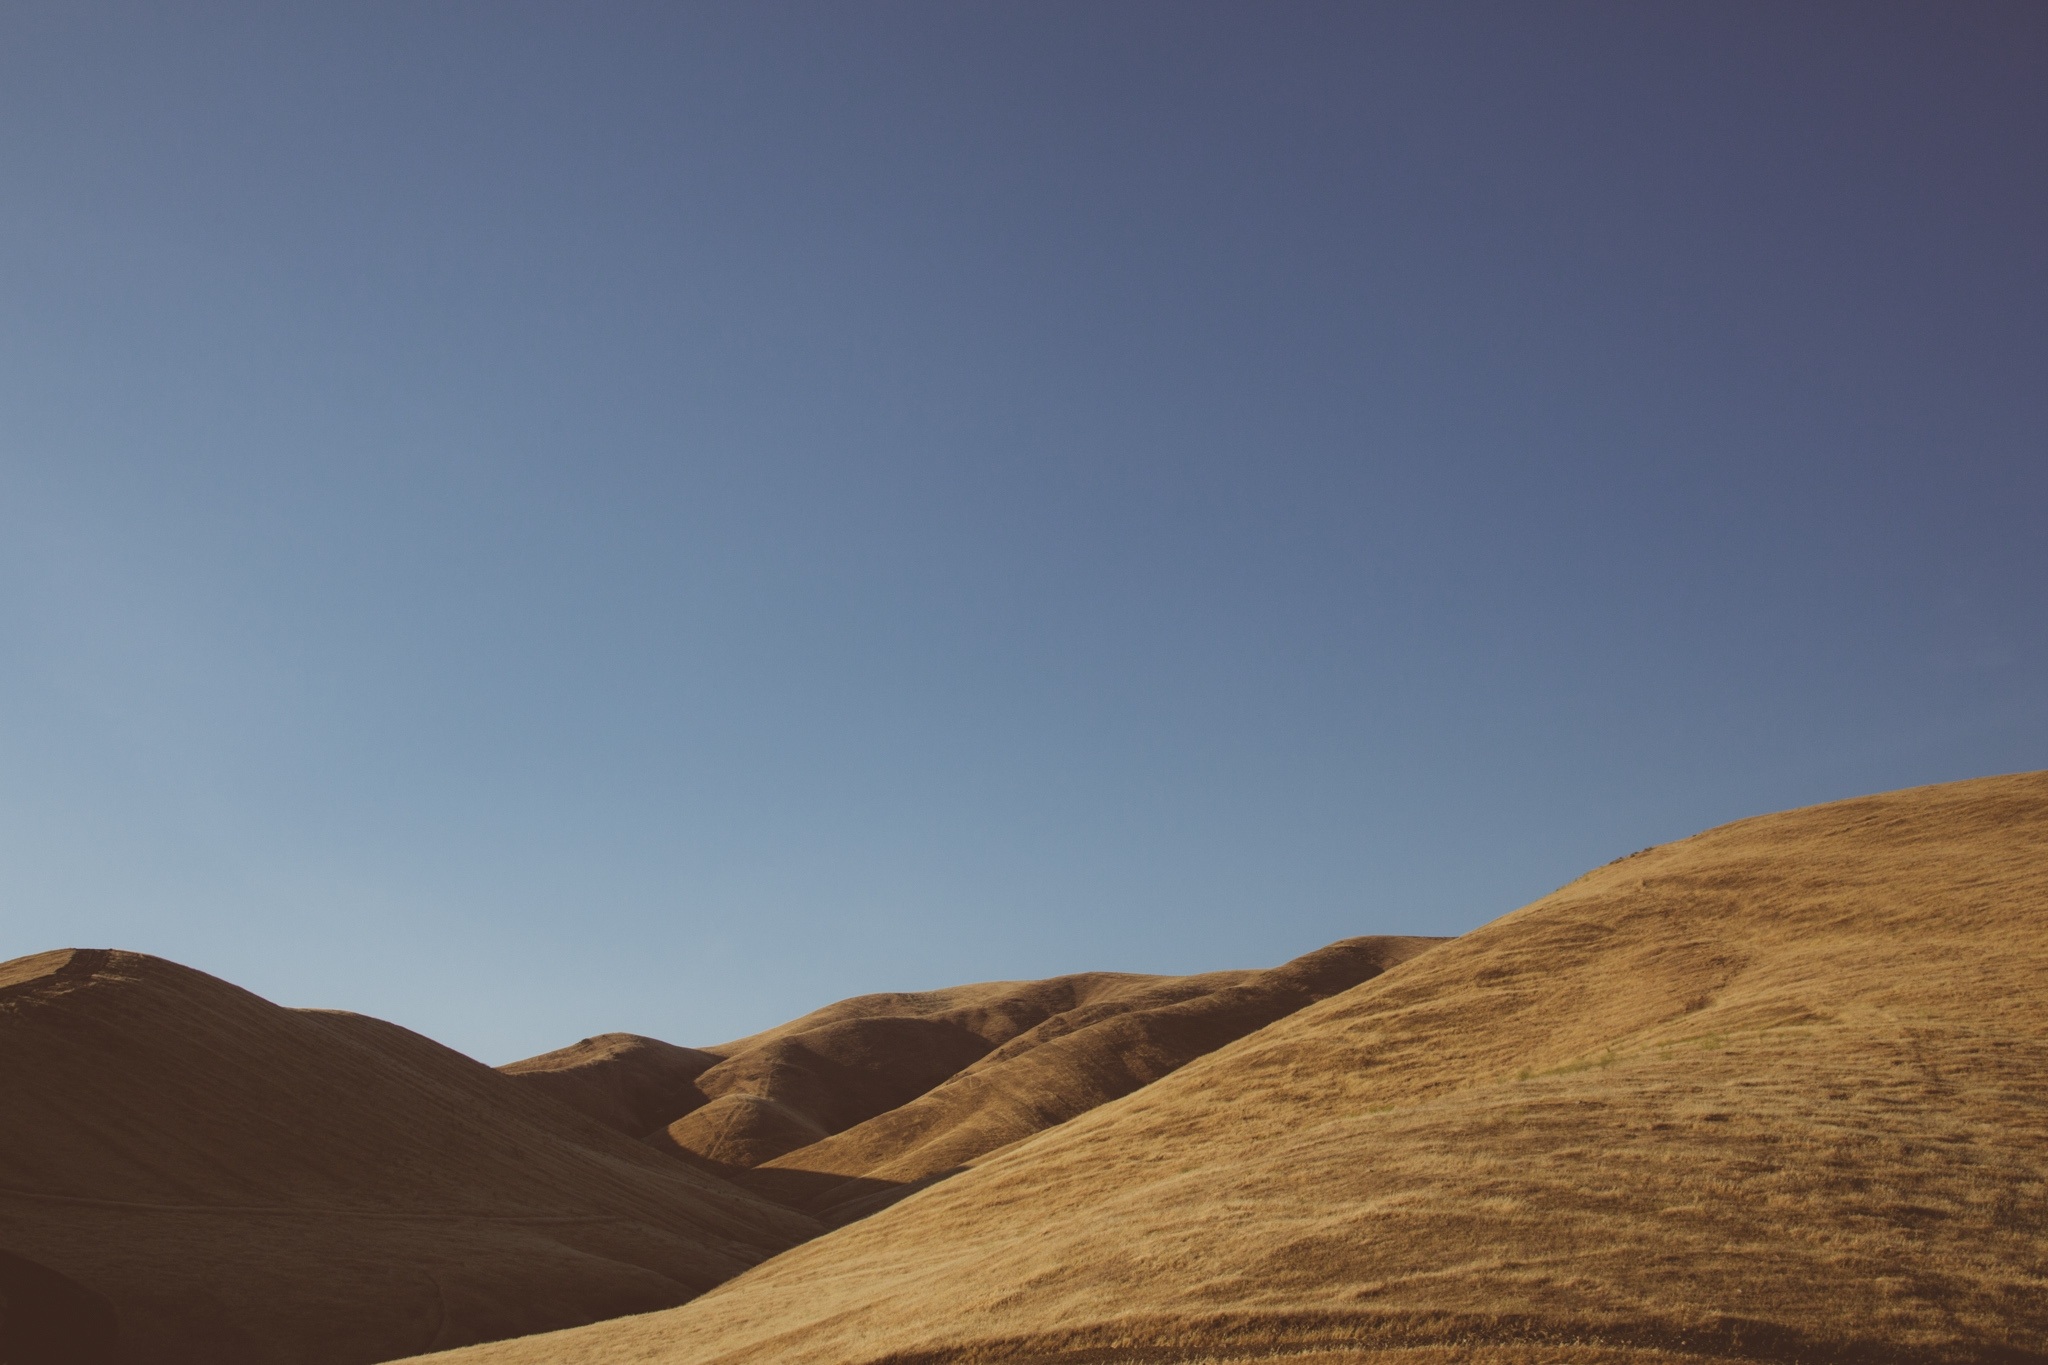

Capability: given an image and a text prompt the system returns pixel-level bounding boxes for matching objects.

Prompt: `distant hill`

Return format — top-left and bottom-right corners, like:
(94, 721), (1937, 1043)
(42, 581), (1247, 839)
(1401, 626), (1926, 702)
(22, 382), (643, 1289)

(504, 971), (1270, 1167)
(0, 950), (817, 1365)
(409, 771), (2048, 1365)
(500, 940), (1434, 1220)
(499, 1032), (723, 1141)
(738, 935), (1438, 1221)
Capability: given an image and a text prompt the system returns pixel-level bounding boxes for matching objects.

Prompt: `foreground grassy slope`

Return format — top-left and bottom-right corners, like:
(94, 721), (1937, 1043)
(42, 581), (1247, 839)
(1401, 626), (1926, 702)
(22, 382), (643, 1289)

(0, 952), (819, 1365)
(418, 771), (2048, 1365)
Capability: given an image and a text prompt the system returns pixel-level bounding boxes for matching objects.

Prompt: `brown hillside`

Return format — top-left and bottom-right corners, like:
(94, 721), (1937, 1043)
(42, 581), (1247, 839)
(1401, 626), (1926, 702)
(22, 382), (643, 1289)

(741, 935), (1440, 1220)
(503, 946), (1434, 1205)
(0, 951), (818, 1365)
(672, 971), (1301, 1175)
(500, 1033), (721, 1139)
(412, 771), (2048, 1365)
(502, 971), (1261, 1171)
(671, 1012), (1004, 1168)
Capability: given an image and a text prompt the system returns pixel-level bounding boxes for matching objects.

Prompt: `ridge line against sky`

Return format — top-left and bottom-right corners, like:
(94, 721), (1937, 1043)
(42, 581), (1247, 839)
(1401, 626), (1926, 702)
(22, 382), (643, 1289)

(1, 2), (2042, 1062)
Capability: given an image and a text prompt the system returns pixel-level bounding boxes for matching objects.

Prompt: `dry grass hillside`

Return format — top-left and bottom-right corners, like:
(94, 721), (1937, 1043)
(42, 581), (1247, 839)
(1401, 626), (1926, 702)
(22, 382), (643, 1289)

(512, 972), (1261, 1173)
(414, 771), (2048, 1365)
(0, 951), (818, 1365)
(500, 1034), (723, 1140)
(501, 941), (1431, 1211)
(506, 974), (1242, 1171)
(741, 936), (1439, 1221)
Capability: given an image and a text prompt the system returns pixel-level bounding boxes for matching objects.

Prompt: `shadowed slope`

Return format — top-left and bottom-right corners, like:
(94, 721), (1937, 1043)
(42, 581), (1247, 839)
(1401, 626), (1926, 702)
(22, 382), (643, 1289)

(0, 951), (819, 1365)
(500, 1034), (721, 1139)
(0, 1248), (121, 1365)
(742, 936), (1441, 1220)
(414, 771), (2048, 1365)
(669, 1013), (1004, 1168)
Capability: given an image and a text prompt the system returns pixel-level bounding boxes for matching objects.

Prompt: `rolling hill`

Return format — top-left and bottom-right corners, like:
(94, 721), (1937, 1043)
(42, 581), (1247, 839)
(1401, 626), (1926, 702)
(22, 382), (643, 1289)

(409, 771), (2048, 1365)
(738, 935), (1438, 1221)
(0, 950), (818, 1365)
(500, 938), (1435, 1219)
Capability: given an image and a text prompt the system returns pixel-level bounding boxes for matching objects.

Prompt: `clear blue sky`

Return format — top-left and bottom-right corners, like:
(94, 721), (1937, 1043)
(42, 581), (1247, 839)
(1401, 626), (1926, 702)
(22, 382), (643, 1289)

(3, 3), (2042, 1063)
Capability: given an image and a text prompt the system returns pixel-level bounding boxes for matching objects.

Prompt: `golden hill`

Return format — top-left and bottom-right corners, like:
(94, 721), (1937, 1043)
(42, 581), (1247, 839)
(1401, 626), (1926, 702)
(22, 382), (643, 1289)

(739, 936), (1438, 1221)
(411, 771), (2048, 1365)
(0, 950), (818, 1365)
(500, 939), (1432, 1219)
(505, 971), (1267, 1171)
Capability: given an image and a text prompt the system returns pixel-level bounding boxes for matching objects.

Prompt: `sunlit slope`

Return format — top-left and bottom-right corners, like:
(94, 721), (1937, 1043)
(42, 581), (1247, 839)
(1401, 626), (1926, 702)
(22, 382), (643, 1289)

(418, 771), (2048, 1365)
(505, 972), (1253, 1168)
(0, 951), (819, 1365)
(502, 944), (1433, 1218)
(741, 936), (1440, 1220)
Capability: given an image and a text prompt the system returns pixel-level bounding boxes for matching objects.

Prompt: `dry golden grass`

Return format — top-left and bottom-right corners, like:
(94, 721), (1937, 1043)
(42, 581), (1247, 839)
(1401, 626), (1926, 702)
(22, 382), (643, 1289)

(411, 771), (2048, 1365)
(500, 943), (1429, 1217)
(504, 973), (1250, 1166)
(742, 937), (1439, 1221)
(0, 951), (818, 1365)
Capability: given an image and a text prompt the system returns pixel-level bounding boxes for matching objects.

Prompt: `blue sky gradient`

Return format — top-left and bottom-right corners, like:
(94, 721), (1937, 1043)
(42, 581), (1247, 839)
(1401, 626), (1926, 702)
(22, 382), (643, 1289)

(3, 2), (2043, 1061)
